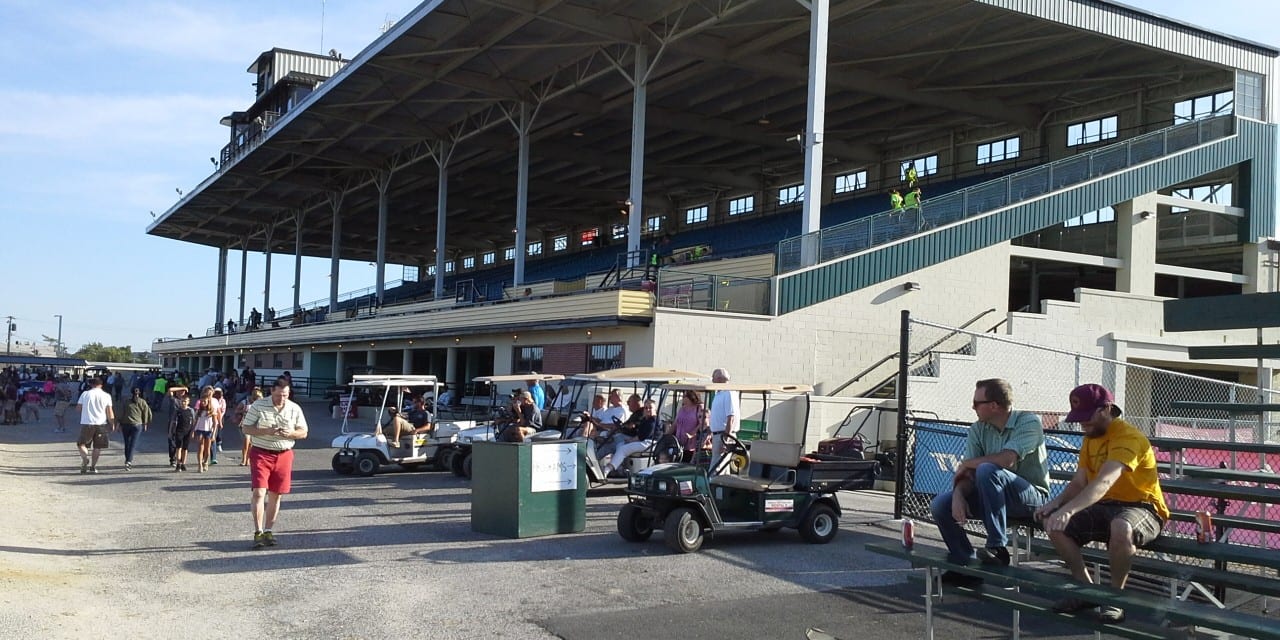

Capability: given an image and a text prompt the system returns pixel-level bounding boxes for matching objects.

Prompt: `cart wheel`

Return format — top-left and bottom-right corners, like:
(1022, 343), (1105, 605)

(799, 503), (838, 544)
(354, 452), (381, 477)
(617, 504), (655, 542)
(663, 506), (705, 553)
(450, 449), (468, 477)
(461, 452), (473, 479)
(331, 452), (354, 475)
(437, 448), (456, 471)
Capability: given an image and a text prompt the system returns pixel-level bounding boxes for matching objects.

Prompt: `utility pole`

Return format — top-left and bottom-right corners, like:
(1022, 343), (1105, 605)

(4, 316), (13, 355)
(54, 314), (64, 357)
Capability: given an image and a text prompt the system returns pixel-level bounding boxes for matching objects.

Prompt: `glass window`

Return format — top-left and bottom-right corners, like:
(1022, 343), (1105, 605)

(1236, 71), (1263, 120)
(291, 351), (304, 369)
(900, 155), (938, 180)
(1066, 115), (1118, 147)
(462, 256), (475, 270)
(402, 265), (419, 282)
(426, 265), (436, 276)
(527, 241), (542, 256)
(1064, 205), (1115, 227)
(444, 261), (454, 273)
(977, 137), (1020, 165)
(646, 216), (662, 232)
(1174, 91), (1234, 123)
(513, 346), (544, 373)
(728, 195), (755, 216)
(553, 235), (568, 251)
(272, 352), (284, 368)
(778, 185), (804, 206)
(611, 224), (626, 240)
(834, 170), (867, 194)
(503, 247), (515, 261)
(482, 251), (495, 265)
(587, 343), (624, 372)
(685, 205), (709, 225)
(580, 228), (598, 247)
(253, 353), (264, 369)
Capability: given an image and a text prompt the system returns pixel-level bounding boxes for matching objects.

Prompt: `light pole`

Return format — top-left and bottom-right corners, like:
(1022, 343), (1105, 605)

(54, 314), (63, 357)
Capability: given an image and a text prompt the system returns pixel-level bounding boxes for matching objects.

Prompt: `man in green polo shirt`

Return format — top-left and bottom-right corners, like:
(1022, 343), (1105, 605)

(930, 378), (1049, 585)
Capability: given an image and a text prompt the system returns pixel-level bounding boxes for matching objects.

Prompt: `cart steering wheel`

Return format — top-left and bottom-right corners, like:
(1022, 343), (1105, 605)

(712, 432), (749, 476)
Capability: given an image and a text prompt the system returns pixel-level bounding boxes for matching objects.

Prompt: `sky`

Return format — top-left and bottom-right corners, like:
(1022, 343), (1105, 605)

(0, 0), (1275, 355)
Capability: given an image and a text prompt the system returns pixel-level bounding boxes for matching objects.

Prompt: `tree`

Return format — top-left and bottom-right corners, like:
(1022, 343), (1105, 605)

(73, 342), (136, 363)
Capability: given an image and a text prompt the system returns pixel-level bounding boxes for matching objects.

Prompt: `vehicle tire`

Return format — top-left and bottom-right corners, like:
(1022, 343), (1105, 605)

(461, 452), (473, 479)
(438, 448), (456, 472)
(617, 504), (655, 542)
(799, 503), (838, 544)
(354, 452), (381, 477)
(450, 448), (468, 477)
(331, 452), (354, 475)
(663, 506), (705, 553)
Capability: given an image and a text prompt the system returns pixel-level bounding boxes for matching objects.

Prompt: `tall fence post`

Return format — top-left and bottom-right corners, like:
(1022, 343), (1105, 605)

(1074, 355), (1081, 386)
(894, 309), (911, 519)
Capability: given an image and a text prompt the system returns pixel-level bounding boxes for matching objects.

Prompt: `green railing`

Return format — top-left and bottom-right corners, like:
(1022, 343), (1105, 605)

(776, 115), (1236, 273)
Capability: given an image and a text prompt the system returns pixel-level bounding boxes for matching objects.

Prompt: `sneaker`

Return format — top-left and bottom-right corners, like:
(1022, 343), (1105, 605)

(179, 463), (187, 472)
(253, 532), (268, 549)
(89, 467), (98, 474)
(977, 546), (1010, 566)
(939, 571), (983, 588)
(217, 445), (224, 452)
(262, 531), (277, 547)
(210, 459), (218, 465)
(80, 460), (89, 474)
(173, 465), (182, 473)
(1052, 597), (1095, 614)
(124, 462), (132, 470)
(1096, 606), (1125, 623)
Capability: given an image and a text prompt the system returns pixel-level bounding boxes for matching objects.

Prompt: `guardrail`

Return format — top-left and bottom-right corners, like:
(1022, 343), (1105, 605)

(655, 269), (770, 315)
(775, 115), (1237, 273)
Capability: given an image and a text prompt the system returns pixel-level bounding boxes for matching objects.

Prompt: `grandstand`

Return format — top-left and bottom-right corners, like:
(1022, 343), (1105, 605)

(149, 0), (1280, 421)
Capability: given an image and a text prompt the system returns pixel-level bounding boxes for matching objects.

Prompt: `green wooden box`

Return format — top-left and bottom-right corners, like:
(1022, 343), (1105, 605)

(470, 440), (587, 538)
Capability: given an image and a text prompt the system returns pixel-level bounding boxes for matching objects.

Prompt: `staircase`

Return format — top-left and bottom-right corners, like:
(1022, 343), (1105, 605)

(775, 115), (1265, 314)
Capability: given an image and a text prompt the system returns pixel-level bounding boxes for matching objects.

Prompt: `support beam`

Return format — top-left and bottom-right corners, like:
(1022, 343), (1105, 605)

(514, 103), (532, 286)
(799, 0), (829, 266)
(1116, 193), (1159, 296)
(215, 246), (228, 334)
(435, 141), (451, 300)
(374, 171), (393, 305)
(238, 243), (248, 326)
(293, 210), (305, 311)
(262, 221), (275, 319)
(328, 191), (344, 313)
(627, 44), (648, 265)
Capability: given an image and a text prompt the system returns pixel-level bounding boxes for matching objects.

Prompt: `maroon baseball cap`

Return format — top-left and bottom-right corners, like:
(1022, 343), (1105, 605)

(1066, 383), (1121, 423)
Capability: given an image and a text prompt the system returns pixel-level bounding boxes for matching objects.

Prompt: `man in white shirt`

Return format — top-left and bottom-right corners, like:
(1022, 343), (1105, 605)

(240, 376), (309, 549)
(74, 377), (116, 474)
(581, 390), (627, 440)
(707, 368), (740, 475)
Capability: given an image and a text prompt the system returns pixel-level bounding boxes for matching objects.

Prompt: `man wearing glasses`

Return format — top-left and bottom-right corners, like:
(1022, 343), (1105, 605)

(930, 378), (1049, 586)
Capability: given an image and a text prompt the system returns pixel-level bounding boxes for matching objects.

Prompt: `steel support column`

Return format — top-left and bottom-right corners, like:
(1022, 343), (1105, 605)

(626, 44), (649, 266)
(514, 103), (532, 286)
(374, 171), (392, 305)
(328, 191), (344, 313)
(262, 222), (275, 317)
(434, 142), (451, 301)
(215, 246), (228, 333)
(238, 244), (248, 326)
(799, 0), (830, 267)
(293, 210), (305, 311)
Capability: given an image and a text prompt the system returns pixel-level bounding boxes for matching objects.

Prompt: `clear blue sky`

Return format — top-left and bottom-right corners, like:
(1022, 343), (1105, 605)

(0, 0), (1274, 354)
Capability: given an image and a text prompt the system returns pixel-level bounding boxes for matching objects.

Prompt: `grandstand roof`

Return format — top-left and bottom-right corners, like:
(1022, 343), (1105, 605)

(148, 0), (1272, 264)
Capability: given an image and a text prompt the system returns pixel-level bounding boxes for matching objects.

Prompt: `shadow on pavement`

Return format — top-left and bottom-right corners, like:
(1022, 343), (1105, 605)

(182, 549), (363, 574)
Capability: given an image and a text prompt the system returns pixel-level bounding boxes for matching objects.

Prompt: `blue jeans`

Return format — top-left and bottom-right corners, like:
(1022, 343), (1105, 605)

(929, 463), (1047, 563)
(120, 423), (141, 463)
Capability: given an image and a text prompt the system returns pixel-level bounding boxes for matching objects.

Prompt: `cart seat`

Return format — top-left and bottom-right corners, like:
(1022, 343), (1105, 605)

(710, 474), (790, 492)
(709, 440), (802, 492)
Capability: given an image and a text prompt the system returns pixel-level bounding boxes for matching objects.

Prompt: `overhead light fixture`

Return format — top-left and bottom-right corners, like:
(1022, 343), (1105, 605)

(572, 130), (584, 137)
(757, 116), (770, 125)
(1139, 210), (1155, 219)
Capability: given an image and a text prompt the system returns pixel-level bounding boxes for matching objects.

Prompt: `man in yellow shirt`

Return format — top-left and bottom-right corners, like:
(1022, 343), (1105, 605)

(1034, 384), (1168, 623)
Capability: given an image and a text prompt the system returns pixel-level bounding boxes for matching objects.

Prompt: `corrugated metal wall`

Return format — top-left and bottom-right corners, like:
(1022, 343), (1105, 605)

(777, 118), (1277, 314)
(270, 51), (345, 87)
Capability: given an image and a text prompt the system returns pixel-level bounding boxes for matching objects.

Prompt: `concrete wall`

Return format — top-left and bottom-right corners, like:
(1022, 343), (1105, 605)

(651, 243), (1012, 393)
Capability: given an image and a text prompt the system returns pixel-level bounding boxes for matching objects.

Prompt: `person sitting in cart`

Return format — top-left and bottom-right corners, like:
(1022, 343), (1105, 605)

(382, 406), (431, 447)
(599, 399), (659, 477)
(595, 393), (644, 461)
(499, 390), (544, 442)
(579, 392), (627, 440)
(405, 396), (434, 433)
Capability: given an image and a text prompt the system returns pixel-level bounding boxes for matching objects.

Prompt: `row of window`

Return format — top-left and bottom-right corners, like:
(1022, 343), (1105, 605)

(514, 344), (624, 374)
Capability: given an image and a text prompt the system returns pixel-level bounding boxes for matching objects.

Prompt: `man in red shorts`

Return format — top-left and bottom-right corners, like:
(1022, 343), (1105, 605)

(239, 376), (308, 549)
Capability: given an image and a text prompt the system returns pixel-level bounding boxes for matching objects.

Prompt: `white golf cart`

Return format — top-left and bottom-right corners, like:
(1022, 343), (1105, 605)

(436, 373), (567, 479)
(556, 367), (709, 486)
(330, 375), (455, 477)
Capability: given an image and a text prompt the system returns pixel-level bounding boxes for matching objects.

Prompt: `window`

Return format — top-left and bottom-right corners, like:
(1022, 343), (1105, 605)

(1174, 91), (1234, 124)
(1064, 206), (1115, 227)
(580, 228), (598, 247)
(977, 137), (1020, 165)
(1171, 184), (1232, 213)
(900, 155), (938, 180)
(728, 195), (755, 216)
(462, 256), (475, 270)
(253, 353), (264, 369)
(513, 346), (544, 373)
(685, 205), (709, 224)
(426, 265), (437, 276)
(646, 216), (663, 233)
(482, 251), (495, 266)
(503, 247), (515, 261)
(777, 185), (804, 206)
(611, 224), (627, 240)
(527, 241), (542, 256)
(834, 170), (867, 194)
(1066, 115), (1118, 147)
(553, 235), (568, 252)
(291, 351), (304, 369)
(444, 260), (455, 273)
(587, 343), (624, 372)
(402, 265), (419, 282)
(1236, 71), (1263, 120)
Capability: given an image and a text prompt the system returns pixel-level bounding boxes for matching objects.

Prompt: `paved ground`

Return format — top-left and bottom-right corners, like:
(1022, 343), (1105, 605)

(0, 400), (1107, 639)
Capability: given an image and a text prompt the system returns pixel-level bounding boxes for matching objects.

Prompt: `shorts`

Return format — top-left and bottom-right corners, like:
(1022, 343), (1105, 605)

(1062, 500), (1165, 547)
(249, 447), (294, 494)
(171, 428), (193, 450)
(77, 424), (110, 449)
(54, 401), (70, 417)
(194, 430), (214, 441)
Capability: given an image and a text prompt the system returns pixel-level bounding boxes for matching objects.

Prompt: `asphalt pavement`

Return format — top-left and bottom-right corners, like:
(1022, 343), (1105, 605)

(0, 399), (1107, 639)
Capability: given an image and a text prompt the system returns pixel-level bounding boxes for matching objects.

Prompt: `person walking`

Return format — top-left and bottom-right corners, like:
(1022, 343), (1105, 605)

(74, 377), (116, 474)
(210, 387), (227, 465)
(240, 377), (308, 549)
(169, 395), (195, 472)
(193, 386), (216, 472)
(53, 378), (74, 433)
(236, 387), (263, 466)
(120, 388), (153, 470)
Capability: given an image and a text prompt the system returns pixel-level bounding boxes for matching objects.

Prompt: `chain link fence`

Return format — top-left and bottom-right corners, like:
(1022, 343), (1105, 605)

(897, 316), (1280, 554)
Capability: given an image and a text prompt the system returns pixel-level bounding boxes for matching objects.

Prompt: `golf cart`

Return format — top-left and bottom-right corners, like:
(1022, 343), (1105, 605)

(556, 368), (708, 486)
(435, 373), (566, 479)
(330, 375), (455, 476)
(617, 382), (876, 553)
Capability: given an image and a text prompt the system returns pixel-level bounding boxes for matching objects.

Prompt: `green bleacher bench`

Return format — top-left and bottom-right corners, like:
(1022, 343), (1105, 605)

(1168, 400), (1280, 414)
(1150, 436), (1280, 456)
(1167, 509), (1280, 537)
(1159, 477), (1280, 505)
(865, 541), (1280, 640)
(1181, 466), (1280, 485)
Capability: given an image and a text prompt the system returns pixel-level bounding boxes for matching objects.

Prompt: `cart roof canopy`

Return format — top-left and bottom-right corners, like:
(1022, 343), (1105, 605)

(348, 374), (439, 387)
(473, 373), (565, 383)
(661, 382), (814, 394)
(567, 367), (709, 383)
